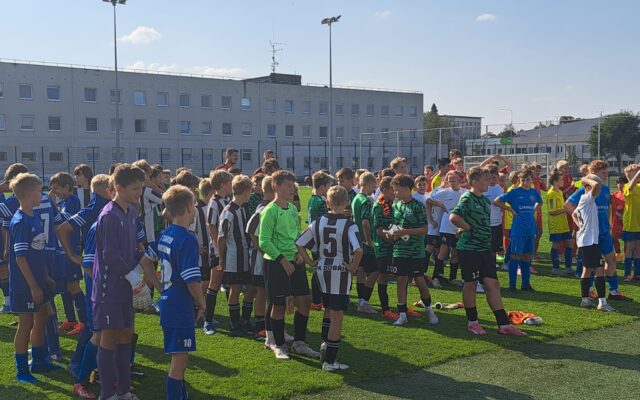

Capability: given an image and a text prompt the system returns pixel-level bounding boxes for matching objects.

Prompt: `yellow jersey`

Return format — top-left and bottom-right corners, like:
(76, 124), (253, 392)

(623, 183), (640, 232)
(504, 185), (515, 230)
(546, 188), (569, 234)
(431, 173), (443, 193)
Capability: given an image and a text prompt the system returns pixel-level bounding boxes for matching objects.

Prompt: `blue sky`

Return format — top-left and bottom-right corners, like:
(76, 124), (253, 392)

(2, 0), (639, 129)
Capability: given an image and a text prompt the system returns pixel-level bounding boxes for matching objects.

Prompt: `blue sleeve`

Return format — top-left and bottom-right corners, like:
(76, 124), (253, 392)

(567, 186), (584, 206)
(69, 195), (100, 229)
(11, 219), (30, 257)
(136, 219), (146, 243)
(498, 189), (515, 204)
(178, 236), (201, 284)
(144, 240), (158, 261)
(0, 197), (19, 219)
(82, 225), (97, 268)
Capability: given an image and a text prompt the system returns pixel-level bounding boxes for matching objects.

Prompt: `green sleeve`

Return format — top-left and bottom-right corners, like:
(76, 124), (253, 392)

(451, 193), (469, 217)
(258, 205), (280, 261)
(308, 196), (320, 223)
(415, 203), (427, 225)
(360, 199), (372, 222)
(371, 204), (382, 229)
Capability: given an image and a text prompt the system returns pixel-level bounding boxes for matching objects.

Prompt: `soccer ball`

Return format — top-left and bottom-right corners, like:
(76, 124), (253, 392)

(132, 281), (152, 311)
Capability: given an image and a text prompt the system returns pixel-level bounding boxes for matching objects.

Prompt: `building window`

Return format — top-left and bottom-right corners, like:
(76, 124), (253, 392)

(409, 106), (417, 118)
(351, 127), (360, 141)
(0, 81), (3, 98)
(84, 88), (97, 102)
(266, 99), (276, 113)
(284, 100), (294, 114)
(112, 147), (124, 162)
(0, 114), (6, 131)
(320, 157), (327, 169)
(201, 94), (212, 109)
(351, 104), (360, 116)
(201, 121), (212, 135)
(242, 149), (252, 161)
(267, 124), (276, 138)
(49, 152), (63, 162)
(110, 89), (121, 104)
(133, 90), (146, 106)
(134, 119), (147, 133)
(136, 147), (148, 160)
(394, 105), (403, 117)
(381, 105), (389, 118)
(335, 103), (344, 116)
(337, 157), (344, 168)
(352, 157), (360, 168)
(110, 118), (123, 134)
(222, 122), (232, 136)
(179, 93), (191, 107)
(86, 148), (100, 162)
(85, 118), (98, 133)
(304, 157), (310, 169)
(319, 102), (328, 115)
(242, 123), (252, 136)
(180, 121), (191, 135)
(203, 149), (213, 161)
(319, 126), (328, 138)
(302, 101), (311, 114)
(160, 148), (171, 162)
(241, 97), (251, 111)
(182, 148), (192, 162)
(286, 157), (294, 169)
(19, 84), (32, 100)
(158, 119), (169, 134)
(302, 125), (311, 138)
(285, 125), (294, 138)
(157, 92), (169, 106)
(0, 151), (8, 161)
(221, 96), (232, 110)
(21, 152), (36, 162)
(47, 85), (60, 101)
(20, 115), (34, 131)
(47, 116), (61, 132)
(336, 126), (344, 139)
(366, 104), (374, 117)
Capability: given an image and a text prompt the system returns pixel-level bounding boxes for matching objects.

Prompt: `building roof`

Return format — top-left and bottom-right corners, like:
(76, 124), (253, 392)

(518, 118), (598, 138)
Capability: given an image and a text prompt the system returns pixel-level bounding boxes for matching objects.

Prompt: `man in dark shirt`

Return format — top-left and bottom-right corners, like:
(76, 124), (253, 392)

(215, 148), (239, 171)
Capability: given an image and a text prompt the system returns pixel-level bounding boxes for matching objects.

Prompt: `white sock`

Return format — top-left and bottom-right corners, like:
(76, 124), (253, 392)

(3, 296), (8, 305)
(265, 330), (274, 343)
(468, 320), (479, 326)
(598, 298), (607, 307)
(399, 312), (407, 319)
(358, 298), (365, 307)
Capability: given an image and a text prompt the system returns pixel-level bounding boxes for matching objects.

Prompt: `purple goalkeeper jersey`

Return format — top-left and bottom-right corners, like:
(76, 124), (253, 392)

(92, 201), (143, 304)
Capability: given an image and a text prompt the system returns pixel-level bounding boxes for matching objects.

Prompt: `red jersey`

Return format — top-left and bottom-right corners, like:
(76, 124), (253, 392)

(611, 191), (625, 238)
(532, 177), (547, 194)
(560, 174), (576, 198)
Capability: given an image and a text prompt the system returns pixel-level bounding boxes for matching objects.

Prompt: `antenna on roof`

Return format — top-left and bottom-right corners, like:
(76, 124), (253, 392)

(269, 40), (284, 73)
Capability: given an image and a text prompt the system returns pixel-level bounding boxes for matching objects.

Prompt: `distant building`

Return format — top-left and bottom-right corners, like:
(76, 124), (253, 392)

(441, 115), (482, 153)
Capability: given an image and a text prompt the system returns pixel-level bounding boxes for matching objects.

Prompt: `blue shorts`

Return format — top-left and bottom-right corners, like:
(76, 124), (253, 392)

(10, 288), (53, 313)
(66, 261), (82, 282)
(598, 233), (614, 256)
(163, 327), (196, 354)
(549, 232), (572, 243)
(510, 235), (534, 255)
(622, 231), (640, 241)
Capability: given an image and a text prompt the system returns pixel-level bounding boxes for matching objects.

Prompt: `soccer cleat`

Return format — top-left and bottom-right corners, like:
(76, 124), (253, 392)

(31, 360), (62, 373)
(319, 342), (327, 364)
(476, 283), (485, 293)
(229, 327), (251, 338)
(89, 368), (99, 385)
(498, 325), (527, 336)
(430, 278), (443, 289)
(597, 303), (617, 312)
(624, 275), (633, 283)
(66, 322), (85, 336)
(58, 320), (77, 332)
(322, 361), (350, 372)
(424, 308), (439, 325)
(580, 298), (594, 308)
(292, 341), (320, 358)
(393, 315), (408, 326)
(0, 304), (11, 314)
(382, 310), (399, 320)
(551, 268), (563, 276)
(72, 383), (96, 399)
(413, 300), (425, 308)
(49, 351), (64, 362)
(450, 279), (464, 287)
(202, 323), (217, 335)
(254, 329), (266, 339)
(508, 286), (517, 293)
(284, 330), (295, 343)
(406, 308), (421, 317)
(530, 266), (538, 275)
(588, 290), (597, 299)
(16, 371), (39, 383)
(310, 303), (323, 311)
(130, 365), (145, 377)
(521, 286), (536, 292)
(608, 292), (632, 301)
(467, 322), (487, 336)
(357, 302), (378, 314)
(264, 338), (276, 352)
(274, 345), (290, 360)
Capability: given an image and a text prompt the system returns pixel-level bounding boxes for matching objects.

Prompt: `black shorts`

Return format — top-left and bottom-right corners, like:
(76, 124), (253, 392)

(251, 274), (265, 288)
(264, 260), (310, 302)
(579, 244), (602, 269)
(200, 266), (212, 281)
(425, 235), (442, 248)
(392, 257), (427, 277)
(359, 253), (378, 274)
(223, 271), (250, 285)
(458, 249), (498, 283)
(491, 225), (504, 252)
(376, 256), (396, 274)
(322, 293), (349, 312)
(441, 233), (458, 249)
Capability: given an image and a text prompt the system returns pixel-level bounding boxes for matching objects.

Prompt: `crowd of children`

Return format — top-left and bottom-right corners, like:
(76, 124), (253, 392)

(1, 146), (639, 399)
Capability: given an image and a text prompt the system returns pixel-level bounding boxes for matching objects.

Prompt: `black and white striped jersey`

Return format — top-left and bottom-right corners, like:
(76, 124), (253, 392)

(246, 200), (269, 277)
(218, 201), (251, 274)
(74, 187), (92, 209)
(206, 194), (228, 257)
(140, 186), (164, 243)
(296, 214), (361, 295)
(188, 200), (211, 269)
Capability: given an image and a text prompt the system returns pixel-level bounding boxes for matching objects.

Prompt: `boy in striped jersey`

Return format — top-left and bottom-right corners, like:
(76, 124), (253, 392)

(219, 175), (254, 336)
(450, 167), (526, 336)
(297, 185), (362, 371)
(197, 178), (214, 295)
(203, 170), (233, 335)
(308, 171), (332, 311)
(132, 160), (164, 249)
(73, 164), (94, 210)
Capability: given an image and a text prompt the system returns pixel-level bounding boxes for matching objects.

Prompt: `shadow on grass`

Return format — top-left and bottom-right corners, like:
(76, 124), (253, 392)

(136, 343), (239, 378)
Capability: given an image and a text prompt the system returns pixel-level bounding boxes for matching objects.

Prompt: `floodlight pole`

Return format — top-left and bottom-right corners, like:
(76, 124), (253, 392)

(105, 0), (125, 161)
(322, 15), (340, 173)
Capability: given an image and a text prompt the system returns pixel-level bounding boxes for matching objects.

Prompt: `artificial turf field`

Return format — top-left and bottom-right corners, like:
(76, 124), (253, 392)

(1, 187), (639, 399)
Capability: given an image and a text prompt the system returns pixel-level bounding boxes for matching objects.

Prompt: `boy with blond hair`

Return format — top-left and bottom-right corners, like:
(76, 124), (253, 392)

(308, 171), (332, 310)
(352, 171), (378, 314)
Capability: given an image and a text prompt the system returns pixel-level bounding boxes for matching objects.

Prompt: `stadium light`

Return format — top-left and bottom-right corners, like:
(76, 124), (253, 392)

(321, 15), (341, 173)
(103, 0), (126, 160)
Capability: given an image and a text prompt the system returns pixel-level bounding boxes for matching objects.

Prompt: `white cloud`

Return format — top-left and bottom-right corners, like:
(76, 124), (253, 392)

(475, 13), (497, 22)
(126, 61), (177, 72)
(124, 61), (244, 78)
(187, 66), (245, 78)
(118, 26), (162, 45)
(373, 10), (392, 19)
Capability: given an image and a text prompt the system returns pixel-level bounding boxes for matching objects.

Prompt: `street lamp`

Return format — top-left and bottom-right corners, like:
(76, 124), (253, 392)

(321, 15), (341, 173)
(103, 0), (126, 162)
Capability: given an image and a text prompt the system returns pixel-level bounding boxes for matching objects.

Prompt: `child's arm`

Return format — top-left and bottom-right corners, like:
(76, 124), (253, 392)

(56, 223), (82, 265)
(16, 256), (43, 305)
(361, 219), (373, 247)
(297, 245), (315, 267)
(572, 210), (581, 229)
(479, 155), (498, 168)
(218, 237), (227, 271)
(395, 225), (427, 237)
(426, 203), (439, 229)
(348, 248), (363, 273)
(139, 255), (162, 293)
(493, 198), (516, 215)
(581, 177), (602, 197)
(629, 169), (640, 190)
(426, 197), (447, 211)
(449, 214), (471, 236)
(187, 281), (206, 321)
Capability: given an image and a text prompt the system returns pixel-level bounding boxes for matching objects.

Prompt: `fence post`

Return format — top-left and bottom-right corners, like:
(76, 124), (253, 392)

(201, 148), (205, 177)
(291, 141), (295, 175)
(181, 148), (184, 167)
(308, 141), (311, 178)
(67, 146), (71, 173)
(41, 146), (45, 181)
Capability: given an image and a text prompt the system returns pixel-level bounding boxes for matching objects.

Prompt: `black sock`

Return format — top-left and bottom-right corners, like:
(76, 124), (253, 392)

(255, 316), (265, 332)
(205, 288), (218, 323)
(321, 318), (331, 342)
(378, 284), (389, 311)
(449, 262), (459, 281)
(421, 296), (432, 308)
(293, 312), (308, 342)
(425, 251), (432, 268)
(241, 300), (253, 322)
(465, 307), (478, 322)
(580, 278), (590, 298)
(434, 258), (445, 279)
(265, 302), (273, 331)
(271, 318), (285, 346)
(311, 274), (322, 304)
(398, 303), (408, 313)
(362, 286), (373, 302)
(595, 276), (606, 299)
(228, 303), (240, 326)
(493, 309), (509, 326)
(325, 340), (340, 364)
(356, 283), (365, 300)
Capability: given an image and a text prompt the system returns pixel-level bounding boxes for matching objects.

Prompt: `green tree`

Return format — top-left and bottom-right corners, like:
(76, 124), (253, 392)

(498, 123), (516, 138)
(588, 111), (640, 174)
(423, 103), (453, 144)
(534, 121), (549, 129)
(559, 115), (582, 124)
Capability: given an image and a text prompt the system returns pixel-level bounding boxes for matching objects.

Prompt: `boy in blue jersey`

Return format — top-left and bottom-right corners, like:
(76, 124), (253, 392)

(8, 173), (61, 382)
(50, 172), (87, 336)
(494, 169), (542, 292)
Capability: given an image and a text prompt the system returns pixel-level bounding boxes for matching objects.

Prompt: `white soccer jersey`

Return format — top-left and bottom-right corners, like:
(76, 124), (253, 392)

(296, 214), (361, 295)
(430, 187), (468, 235)
(412, 192), (428, 207)
(575, 190), (600, 248)
(140, 186), (164, 243)
(218, 202), (250, 274)
(74, 187), (92, 209)
(483, 184), (504, 227)
(206, 195), (228, 257)
(246, 201), (269, 277)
